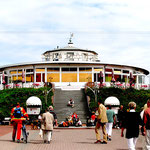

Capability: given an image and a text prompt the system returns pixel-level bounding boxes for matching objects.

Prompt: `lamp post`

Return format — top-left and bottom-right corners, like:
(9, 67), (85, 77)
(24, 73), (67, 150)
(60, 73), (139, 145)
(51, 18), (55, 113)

(86, 85), (99, 102)
(43, 87), (54, 105)
(2, 71), (6, 89)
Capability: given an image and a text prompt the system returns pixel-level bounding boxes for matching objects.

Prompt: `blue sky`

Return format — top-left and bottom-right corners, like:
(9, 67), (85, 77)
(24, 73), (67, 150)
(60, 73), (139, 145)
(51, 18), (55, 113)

(0, 0), (150, 77)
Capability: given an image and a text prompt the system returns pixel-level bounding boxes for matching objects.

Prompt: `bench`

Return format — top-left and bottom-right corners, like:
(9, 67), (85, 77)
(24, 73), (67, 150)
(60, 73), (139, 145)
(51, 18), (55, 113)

(2, 117), (11, 125)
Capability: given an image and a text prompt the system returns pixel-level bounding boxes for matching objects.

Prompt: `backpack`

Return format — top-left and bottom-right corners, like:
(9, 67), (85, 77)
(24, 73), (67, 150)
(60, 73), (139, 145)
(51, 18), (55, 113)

(13, 107), (23, 118)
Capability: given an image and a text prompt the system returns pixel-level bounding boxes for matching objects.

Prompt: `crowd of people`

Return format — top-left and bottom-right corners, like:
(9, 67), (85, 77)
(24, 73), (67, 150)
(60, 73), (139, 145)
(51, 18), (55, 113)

(58, 112), (82, 127)
(10, 98), (150, 149)
(94, 99), (150, 150)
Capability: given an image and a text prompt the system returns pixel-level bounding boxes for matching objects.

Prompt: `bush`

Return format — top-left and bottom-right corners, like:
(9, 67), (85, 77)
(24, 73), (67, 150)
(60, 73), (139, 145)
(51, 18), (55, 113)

(86, 87), (150, 112)
(0, 87), (53, 119)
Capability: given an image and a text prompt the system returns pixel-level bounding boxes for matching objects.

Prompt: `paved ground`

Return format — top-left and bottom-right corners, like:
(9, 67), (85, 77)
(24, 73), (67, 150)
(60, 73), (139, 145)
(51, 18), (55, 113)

(0, 125), (145, 150)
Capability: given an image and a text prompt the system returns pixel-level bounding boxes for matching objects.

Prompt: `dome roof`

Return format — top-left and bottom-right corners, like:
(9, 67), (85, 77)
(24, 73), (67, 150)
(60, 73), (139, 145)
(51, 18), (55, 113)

(104, 96), (120, 106)
(26, 96), (42, 106)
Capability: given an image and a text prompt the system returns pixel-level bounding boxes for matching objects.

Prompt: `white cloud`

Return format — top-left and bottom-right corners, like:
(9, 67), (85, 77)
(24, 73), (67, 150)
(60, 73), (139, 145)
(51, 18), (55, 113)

(0, 0), (149, 75)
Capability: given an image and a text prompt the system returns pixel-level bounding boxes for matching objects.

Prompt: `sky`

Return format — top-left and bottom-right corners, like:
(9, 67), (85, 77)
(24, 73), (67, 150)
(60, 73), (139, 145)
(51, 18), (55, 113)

(0, 0), (150, 79)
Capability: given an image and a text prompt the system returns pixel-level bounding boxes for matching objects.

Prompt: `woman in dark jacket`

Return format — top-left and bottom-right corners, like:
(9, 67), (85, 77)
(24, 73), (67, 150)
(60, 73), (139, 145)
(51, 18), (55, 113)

(121, 102), (143, 150)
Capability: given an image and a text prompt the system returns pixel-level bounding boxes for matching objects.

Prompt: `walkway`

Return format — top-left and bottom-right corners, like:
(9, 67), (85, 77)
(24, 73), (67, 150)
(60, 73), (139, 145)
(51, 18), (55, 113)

(0, 126), (144, 150)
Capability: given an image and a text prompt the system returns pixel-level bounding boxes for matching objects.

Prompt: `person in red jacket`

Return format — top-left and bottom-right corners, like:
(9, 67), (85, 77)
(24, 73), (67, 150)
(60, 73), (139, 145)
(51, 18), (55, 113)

(11, 102), (29, 143)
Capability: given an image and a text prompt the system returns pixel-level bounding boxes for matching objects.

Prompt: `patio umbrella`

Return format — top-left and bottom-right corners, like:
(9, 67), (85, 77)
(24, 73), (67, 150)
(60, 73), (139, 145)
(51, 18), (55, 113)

(22, 69), (25, 83)
(129, 72), (134, 87)
(111, 70), (116, 83)
(129, 72), (133, 79)
(2, 71), (6, 85)
(99, 71), (103, 87)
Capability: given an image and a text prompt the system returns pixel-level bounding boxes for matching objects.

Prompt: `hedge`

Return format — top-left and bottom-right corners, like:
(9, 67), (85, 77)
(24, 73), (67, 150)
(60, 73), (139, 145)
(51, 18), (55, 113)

(0, 87), (53, 120)
(86, 87), (150, 112)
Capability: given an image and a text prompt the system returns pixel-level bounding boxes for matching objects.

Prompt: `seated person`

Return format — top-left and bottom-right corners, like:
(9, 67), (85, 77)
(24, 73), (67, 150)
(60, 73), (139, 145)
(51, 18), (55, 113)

(71, 112), (78, 126)
(87, 111), (96, 126)
(76, 118), (82, 127)
(90, 111), (96, 126)
(67, 99), (74, 107)
(58, 121), (69, 127)
(66, 115), (73, 126)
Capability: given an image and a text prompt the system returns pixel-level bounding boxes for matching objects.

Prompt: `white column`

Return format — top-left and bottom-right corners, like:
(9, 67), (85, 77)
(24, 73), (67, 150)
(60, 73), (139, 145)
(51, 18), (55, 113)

(41, 73), (42, 84)
(60, 67), (62, 83)
(25, 69), (26, 83)
(103, 66), (105, 82)
(77, 67), (79, 83)
(1, 75), (3, 85)
(136, 75), (139, 89)
(45, 67), (47, 83)
(92, 67), (94, 82)
(33, 66), (36, 83)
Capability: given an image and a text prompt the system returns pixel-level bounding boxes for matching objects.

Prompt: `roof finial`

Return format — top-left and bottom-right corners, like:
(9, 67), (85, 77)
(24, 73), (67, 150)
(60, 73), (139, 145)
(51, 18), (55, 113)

(69, 33), (74, 43)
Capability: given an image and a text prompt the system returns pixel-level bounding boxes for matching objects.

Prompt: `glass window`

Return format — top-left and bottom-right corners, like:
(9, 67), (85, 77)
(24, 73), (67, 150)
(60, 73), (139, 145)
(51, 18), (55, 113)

(26, 74), (34, 82)
(9, 77), (11, 83)
(123, 75), (128, 83)
(18, 75), (22, 81)
(53, 53), (59, 61)
(67, 52), (74, 61)
(114, 69), (121, 74)
(47, 73), (60, 82)
(18, 70), (22, 74)
(62, 68), (77, 72)
(47, 68), (60, 72)
(36, 68), (45, 72)
(105, 68), (112, 72)
(105, 74), (112, 82)
(79, 67), (92, 72)
(114, 75), (121, 82)
(12, 75), (17, 81)
(36, 73), (41, 82)
(10, 70), (17, 74)
(79, 73), (92, 82)
(26, 69), (34, 73)
(123, 70), (129, 74)
(94, 67), (103, 72)
(62, 73), (77, 82)
(82, 53), (88, 60)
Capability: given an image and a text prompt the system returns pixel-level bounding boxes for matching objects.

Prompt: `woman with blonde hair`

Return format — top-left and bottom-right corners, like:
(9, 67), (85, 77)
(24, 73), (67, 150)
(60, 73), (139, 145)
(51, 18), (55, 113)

(121, 102), (143, 150)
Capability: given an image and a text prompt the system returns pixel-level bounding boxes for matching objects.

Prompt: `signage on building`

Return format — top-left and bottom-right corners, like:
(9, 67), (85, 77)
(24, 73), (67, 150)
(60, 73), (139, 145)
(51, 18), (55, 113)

(27, 107), (40, 115)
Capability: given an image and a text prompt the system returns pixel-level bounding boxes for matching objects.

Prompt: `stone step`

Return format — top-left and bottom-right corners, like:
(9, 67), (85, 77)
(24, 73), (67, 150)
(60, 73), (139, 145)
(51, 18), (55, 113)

(54, 89), (89, 124)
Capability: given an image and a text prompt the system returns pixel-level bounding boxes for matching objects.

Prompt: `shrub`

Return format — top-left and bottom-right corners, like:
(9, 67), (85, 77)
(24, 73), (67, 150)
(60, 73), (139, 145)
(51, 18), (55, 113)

(0, 87), (53, 119)
(86, 87), (150, 112)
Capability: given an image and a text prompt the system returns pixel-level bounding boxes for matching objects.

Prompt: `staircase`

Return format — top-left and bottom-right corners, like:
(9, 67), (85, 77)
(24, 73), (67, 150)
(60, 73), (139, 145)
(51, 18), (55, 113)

(53, 89), (89, 123)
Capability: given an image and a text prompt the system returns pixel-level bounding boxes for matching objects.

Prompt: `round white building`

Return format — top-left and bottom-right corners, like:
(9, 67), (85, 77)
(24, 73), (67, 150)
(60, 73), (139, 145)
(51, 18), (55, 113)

(0, 39), (149, 90)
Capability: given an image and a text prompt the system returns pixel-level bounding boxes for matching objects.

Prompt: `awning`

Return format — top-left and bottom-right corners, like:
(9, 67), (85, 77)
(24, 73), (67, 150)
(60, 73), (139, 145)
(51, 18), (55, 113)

(104, 96), (120, 106)
(26, 96), (42, 106)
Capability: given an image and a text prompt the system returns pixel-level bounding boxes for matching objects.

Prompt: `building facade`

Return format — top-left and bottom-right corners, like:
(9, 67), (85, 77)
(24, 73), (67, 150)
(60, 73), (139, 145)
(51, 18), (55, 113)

(0, 40), (149, 90)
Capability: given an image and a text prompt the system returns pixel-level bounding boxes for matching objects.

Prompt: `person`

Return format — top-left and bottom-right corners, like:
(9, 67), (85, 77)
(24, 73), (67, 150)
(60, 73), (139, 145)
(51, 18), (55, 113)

(140, 104), (147, 120)
(58, 120), (69, 127)
(10, 102), (29, 143)
(76, 118), (82, 127)
(21, 120), (29, 143)
(90, 111), (96, 126)
(42, 108), (54, 144)
(121, 102), (143, 150)
(143, 99), (150, 150)
(67, 115), (73, 126)
(95, 100), (108, 144)
(67, 99), (74, 107)
(49, 106), (58, 126)
(71, 112), (78, 126)
(106, 105), (116, 141)
(38, 111), (43, 138)
(117, 105), (125, 128)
